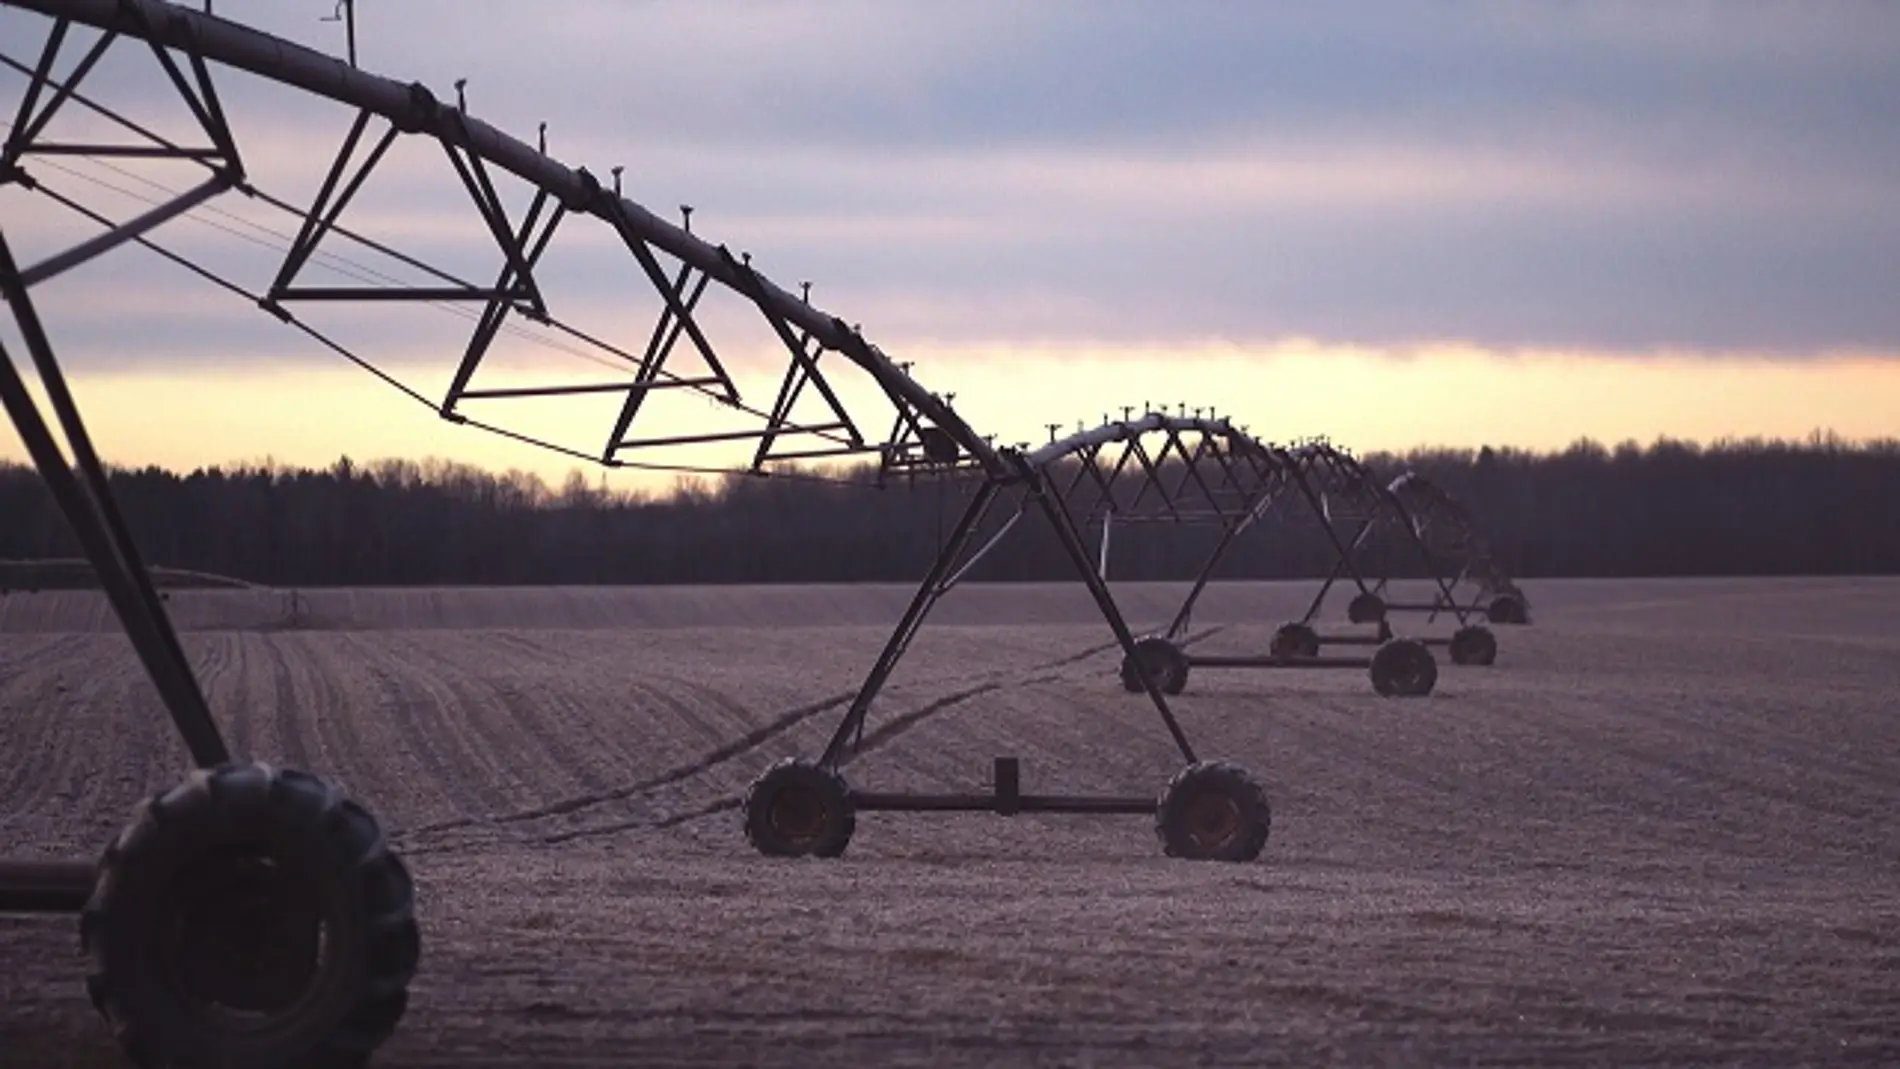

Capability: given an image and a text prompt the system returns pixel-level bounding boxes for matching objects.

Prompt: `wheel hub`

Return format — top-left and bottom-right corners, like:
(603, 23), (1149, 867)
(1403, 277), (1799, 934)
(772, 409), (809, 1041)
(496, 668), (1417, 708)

(1399, 655), (1428, 690)
(162, 850), (323, 1015)
(768, 786), (831, 844)
(1183, 791), (1242, 850)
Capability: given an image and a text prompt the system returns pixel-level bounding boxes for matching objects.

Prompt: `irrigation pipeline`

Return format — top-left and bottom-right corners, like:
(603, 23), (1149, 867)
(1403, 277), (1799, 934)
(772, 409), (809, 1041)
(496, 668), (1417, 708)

(0, 0), (994, 486)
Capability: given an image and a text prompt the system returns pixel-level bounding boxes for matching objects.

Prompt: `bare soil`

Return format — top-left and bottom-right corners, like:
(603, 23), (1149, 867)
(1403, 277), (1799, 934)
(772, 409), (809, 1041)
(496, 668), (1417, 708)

(3, 578), (1898, 1066)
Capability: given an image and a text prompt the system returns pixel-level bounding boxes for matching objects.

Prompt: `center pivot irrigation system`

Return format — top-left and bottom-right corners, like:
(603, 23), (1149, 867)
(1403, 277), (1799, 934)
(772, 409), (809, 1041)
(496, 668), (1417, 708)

(1098, 435), (1484, 701)
(0, 2), (1300, 1065)
(1386, 471), (1532, 626)
(748, 410), (1321, 863)
(1245, 443), (1508, 671)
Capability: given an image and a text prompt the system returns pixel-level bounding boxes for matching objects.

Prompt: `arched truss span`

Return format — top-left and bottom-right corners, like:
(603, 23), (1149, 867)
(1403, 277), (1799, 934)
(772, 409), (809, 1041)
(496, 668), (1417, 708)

(1386, 471), (1529, 620)
(819, 410), (1305, 770)
(1147, 437), (1475, 641)
(0, 0), (994, 479)
(1024, 411), (1284, 527)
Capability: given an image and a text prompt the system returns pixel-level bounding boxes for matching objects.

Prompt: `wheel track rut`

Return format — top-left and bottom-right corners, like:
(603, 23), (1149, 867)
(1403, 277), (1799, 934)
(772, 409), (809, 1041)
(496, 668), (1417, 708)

(518, 627), (1224, 844)
(348, 634), (519, 827)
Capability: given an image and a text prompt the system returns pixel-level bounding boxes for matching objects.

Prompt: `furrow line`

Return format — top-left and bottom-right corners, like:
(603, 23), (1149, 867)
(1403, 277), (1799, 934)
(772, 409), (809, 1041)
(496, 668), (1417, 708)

(395, 628), (1211, 848)
(347, 635), (517, 826)
(261, 633), (313, 772)
(394, 689), (857, 843)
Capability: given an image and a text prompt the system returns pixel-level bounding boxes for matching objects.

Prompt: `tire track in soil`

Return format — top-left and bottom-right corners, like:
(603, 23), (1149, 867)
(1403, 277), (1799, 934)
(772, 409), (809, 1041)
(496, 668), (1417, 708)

(557, 672), (1068, 842)
(537, 681), (1015, 845)
(401, 627), (1220, 849)
(623, 676), (740, 759)
(348, 634), (520, 826)
(0, 633), (91, 817)
(615, 625), (1232, 834)
(395, 689), (858, 851)
(261, 633), (313, 773)
(294, 634), (396, 805)
(11, 643), (138, 828)
(427, 632), (803, 805)
(448, 630), (675, 783)
(220, 634), (257, 763)
(394, 633), (622, 813)
(836, 625), (1224, 789)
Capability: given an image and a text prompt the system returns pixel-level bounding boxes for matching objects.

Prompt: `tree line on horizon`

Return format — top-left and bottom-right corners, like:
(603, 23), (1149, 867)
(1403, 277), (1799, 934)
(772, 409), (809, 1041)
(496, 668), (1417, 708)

(1, 433), (1896, 587)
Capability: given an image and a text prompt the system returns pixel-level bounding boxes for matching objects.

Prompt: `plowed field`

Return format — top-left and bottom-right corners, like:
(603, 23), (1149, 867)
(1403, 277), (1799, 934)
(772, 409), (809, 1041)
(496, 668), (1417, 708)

(4, 578), (1898, 1066)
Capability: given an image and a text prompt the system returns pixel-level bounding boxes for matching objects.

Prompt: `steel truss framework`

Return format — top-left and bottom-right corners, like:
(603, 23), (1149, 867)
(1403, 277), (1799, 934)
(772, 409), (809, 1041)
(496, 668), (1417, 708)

(1108, 429), (1529, 672)
(0, 0), (992, 480)
(723, 411), (1279, 860)
(1155, 440), (1461, 639)
(785, 413), (1451, 835)
(1015, 429), (1472, 696)
(1386, 471), (1532, 625)
(0, 3), (1267, 1064)
(822, 410), (1286, 770)
(0, 0), (1024, 868)
(1278, 444), (1498, 640)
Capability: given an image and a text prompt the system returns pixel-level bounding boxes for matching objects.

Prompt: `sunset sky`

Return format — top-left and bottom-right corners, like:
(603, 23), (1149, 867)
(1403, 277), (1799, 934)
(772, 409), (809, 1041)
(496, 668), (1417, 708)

(1, 1), (1896, 493)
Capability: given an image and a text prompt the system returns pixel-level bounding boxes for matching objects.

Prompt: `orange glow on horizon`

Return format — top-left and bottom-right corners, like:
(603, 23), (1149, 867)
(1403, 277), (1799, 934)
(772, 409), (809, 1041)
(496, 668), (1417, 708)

(3, 343), (1897, 497)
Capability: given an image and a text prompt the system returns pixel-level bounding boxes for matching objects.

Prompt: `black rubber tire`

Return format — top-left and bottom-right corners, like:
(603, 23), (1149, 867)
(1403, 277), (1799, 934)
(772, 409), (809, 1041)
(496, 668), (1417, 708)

(1487, 593), (1529, 625)
(1270, 622), (1321, 659)
(1118, 637), (1188, 696)
(1155, 761), (1270, 862)
(1347, 592), (1387, 625)
(1449, 625), (1498, 666)
(1369, 638), (1438, 697)
(743, 758), (855, 858)
(81, 762), (419, 1069)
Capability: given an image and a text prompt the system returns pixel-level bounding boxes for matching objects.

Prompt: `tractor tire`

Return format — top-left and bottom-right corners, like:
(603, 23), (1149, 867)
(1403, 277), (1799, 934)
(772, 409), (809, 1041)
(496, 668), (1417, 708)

(1270, 622), (1321, 659)
(1369, 638), (1437, 697)
(743, 758), (855, 858)
(1155, 761), (1270, 862)
(1347, 592), (1387, 625)
(1450, 625), (1498, 666)
(1487, 593), (1529, 625)
(81, 762), (419, 1069)
(1119, 637), (1188, 696)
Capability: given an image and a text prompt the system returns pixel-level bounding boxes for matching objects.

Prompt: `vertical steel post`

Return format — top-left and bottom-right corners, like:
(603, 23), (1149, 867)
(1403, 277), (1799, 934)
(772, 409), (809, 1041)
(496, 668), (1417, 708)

(819, 478), (1004, 767)
(1298, 516), (1378, 626)
(1018, 456), (1197, 765)
(1164, 519), (1247, 641)
(0, 231), (228, 767)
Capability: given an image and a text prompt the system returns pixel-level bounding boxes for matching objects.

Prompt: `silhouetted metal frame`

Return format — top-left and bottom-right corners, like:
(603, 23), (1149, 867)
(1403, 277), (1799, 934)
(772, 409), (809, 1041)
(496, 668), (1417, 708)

(0, 3), (1234, 845)
(819, 412), (1421, 792)
(1035, 432), (1473, 676)
(1387, 471), (1529, 622)
(1281, 445), (1474, 635)
(0, 228), (234, 912)
(1084, 439), (1403, 674)
(0, 0), (1002, 480)
(0, 0), (999, 912)
(816, 452), (1202, 774)
(0, 4), (254, 915)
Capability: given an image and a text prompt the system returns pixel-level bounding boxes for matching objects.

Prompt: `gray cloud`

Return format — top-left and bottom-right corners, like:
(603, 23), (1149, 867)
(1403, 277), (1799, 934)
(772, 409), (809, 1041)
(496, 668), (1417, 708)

(0, 0), (1896, 372)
